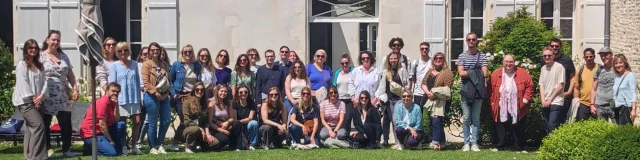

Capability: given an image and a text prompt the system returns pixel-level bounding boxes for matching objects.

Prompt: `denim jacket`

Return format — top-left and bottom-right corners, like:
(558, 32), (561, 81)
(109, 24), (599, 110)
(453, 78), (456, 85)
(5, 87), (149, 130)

(169, 61), (202, 96)
(394, 103), (423, 130)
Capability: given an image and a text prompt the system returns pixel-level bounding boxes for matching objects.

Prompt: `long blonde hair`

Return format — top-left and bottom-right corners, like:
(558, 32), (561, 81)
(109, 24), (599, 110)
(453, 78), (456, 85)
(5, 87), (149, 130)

(209, 85), (230, 111)
(298, 87), (313, 112)
(385, 52), (402, 81)
(198, 48), (214, 71)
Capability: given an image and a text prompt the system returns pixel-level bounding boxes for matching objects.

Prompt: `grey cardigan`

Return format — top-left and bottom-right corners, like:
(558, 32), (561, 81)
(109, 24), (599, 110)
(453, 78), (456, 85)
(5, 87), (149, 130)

(12, 61), (48, 106)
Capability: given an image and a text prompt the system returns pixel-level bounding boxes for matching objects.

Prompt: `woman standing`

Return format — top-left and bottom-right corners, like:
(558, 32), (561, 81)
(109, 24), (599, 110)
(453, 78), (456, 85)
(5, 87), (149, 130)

(332, 54), (354, 113)
(393, 89), (424, 150)
(182, 82), (217, 153)
(141, 42), (172, 154)
(136, 47), (150, 148)
(108, 42), (144, 154)
(612, 54), (637, 125)
(422, 52), (455, 150)
(288, 51), (300, 63)
(198, 48), (217, 98)
(289, 87), (321, 146)
(319, 86), (348, 141)
(13, 39), (48, 159)
(169, 44), (202, 150)
(284, 61), (311, 115)
(346, 51), (380, 134)
(231, 54), (256, 98)
(214, 49), (232, 86)
(259, 87), (288, 150)
(306, 49), (332, 102)
(232, 85), (259, 150)
(247, 48), (261, 74)
(98, 37), (118, 92)
(349, 91), (382, 149)
(41, 30), (79, 157)
(375, 52), (409, 146)
(207, 85), (243, 150)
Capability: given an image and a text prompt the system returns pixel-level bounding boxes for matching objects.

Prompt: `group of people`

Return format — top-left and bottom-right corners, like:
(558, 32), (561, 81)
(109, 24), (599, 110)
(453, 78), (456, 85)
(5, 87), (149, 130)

(12, 30), (638, 159)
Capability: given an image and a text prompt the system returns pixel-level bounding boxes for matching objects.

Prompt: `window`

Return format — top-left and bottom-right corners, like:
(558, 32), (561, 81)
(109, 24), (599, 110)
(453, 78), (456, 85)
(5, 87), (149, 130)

(128, 0), (142, 60)
(450, 0), (484, 64)
(309, 0), (378, 23)
(359, 23), (377, 54)
(541, 0), (573, 52)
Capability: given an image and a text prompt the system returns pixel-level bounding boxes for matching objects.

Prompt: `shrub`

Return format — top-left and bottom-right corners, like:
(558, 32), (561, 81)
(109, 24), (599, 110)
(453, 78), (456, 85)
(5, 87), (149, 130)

(0, 40), (15, 120)
(538, 120), (640, 160)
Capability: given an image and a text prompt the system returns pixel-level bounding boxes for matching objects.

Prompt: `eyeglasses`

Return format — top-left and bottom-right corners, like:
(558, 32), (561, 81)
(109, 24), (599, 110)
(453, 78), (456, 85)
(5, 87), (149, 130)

(420, 48), (429, 51)
(240, 59), (248, 62)
(341, 62), (349, 65)
(118, 49), (129, 53)
(316, 55), (325, 58)
(359, 96), (368, 100)
(280, 51), (289, 54)
(402, 95), (411, 98)
(361, 57), (370, 61)
(466, 38), (477, 42)
(301, 92), (311, 96)
(105, 43), (116, 47)
(27, 46), (38, 50)
(265, 55), (275, 58)
(239, 91), (248, 95)
(269, 93), (279, 97)
(391, 44), (402, 48)
(218, 55), (227, 58)
(543, 55), (554, 58)
(550, 45), (560, 49)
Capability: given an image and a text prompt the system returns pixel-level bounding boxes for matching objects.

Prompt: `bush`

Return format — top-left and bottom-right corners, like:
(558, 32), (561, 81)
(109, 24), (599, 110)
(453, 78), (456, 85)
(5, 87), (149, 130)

(0, 39), (15, 120)
(538, 120), (640, 160)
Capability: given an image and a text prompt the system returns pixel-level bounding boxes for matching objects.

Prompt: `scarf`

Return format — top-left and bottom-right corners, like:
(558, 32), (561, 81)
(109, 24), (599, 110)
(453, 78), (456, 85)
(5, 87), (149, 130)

(499, 70), (518, 124)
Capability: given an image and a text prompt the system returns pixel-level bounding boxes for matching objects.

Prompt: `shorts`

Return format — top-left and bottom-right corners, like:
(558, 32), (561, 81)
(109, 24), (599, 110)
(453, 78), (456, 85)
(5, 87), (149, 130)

(119, 103), (141, 117)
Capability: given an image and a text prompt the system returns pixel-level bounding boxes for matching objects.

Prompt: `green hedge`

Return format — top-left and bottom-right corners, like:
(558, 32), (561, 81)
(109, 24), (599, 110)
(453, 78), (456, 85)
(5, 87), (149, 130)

(0, 40), (15, 120)
(538, 120), (640, 160)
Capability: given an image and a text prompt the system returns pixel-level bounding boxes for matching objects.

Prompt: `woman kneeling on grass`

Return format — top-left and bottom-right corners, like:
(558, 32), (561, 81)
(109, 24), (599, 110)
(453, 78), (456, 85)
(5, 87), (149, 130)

(349, 91), (383, 149)
(393, 89), (424, 150)
(260, 87), (289, 150)
(208, 85), (243, 151)
(289, 87), (321, 148)
(182, 82), (218, 153)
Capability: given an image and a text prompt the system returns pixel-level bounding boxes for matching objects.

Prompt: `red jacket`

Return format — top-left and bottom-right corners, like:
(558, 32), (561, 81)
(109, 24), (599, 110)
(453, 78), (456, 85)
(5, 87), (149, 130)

(487, 67), (534, 122)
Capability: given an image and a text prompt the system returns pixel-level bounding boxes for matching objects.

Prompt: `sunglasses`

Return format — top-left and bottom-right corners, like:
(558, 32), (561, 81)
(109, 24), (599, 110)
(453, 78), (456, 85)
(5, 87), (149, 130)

(361, 57), (370, 61)
(402, 95), (411, 98)
(550, 45), (560, 48)
(359, 96), (368, 100)
(118, 49), (129, 53)
(269, 93), (279, 97)
(239, 91), (248, 95)
(218, 55), (227, 58)
(105, 43), (116, 47)
(199, 55), (210, 58)
(420, 48), (429, 51)
(27, 46), (39, 50)
(265, 55), (275, 58)
(195, 88), (204, 92)
(391, 44), (402, 48)
(301, 92), (311, 96)
(434, 57), (444, 60)
(293, 66), (302, 69)
(341, 62), (349, 65)
(543, 55), (554, 58)
(183, 51), (193, 54)
(280, 51), (289, 54)
(316, 55), (325, 58)
(248, 53), (257, 57)
(466, 38), (477, 42)
(329, 91), (337, 95)
(150, 48), (161, 52)
(584, 56), (595, 59)
(240, 59), (248, 62)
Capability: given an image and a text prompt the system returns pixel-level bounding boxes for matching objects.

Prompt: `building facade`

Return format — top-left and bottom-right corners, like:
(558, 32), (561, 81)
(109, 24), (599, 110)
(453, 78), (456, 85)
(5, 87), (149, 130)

(11, 0), (616, 79)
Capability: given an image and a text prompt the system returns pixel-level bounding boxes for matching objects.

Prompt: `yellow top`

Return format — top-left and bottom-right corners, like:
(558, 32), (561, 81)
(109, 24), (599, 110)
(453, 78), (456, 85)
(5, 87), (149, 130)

(578, 65), (598, 106)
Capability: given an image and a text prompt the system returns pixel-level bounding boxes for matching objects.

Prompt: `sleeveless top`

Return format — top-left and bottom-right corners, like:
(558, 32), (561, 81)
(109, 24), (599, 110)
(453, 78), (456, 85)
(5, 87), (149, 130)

(267, 105), (283, 123)
(213, 105), (229, 122)
(290, 78), (307, 99)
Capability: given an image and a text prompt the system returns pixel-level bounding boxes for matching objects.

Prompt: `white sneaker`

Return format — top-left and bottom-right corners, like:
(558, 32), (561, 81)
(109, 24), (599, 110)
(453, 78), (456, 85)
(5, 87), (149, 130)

(150, 148), (159, 155)
(396, 145), (404, 151)
(185, 148), (194, 154)
(63, 151), (76, 157)
(122, 147), (129, 155)
(289, 144), (298, 150)
(520, 150), (528, 154)
(196, 146), (202, 150)
(136, 144), (143, 149)
(235, 149), (241, 151)
(491, 148), (499, 152)
(47, 149), (54, 157)
(264, 146), (269, 150)
(170, 144), (180, 151)
(248, 146), (255, 150)
(462, 144), (470, 152)
(471, 144), (481, 152)
(158, 146), (167, 154)
(130, 148), (144, 155)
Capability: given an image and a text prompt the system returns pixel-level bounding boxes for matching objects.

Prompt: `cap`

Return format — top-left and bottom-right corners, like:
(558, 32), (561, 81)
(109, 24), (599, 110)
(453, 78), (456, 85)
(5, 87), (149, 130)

(598, 47), (612, 54)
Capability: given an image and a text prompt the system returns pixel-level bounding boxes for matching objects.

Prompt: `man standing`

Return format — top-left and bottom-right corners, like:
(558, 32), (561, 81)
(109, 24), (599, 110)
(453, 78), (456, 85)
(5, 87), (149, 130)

(379, 38), (412, 87)
(456, 32), (489, 152)
(256, 49), (286, 106)
(410, 42), (432, 107)
(590, 47), (617, 122)
(573, 48), (601, 121)
(80, 82), (126, 156)
(275, 46), (291, 68)
(541, 39), (576, 124)
(539, 47), (566, 133)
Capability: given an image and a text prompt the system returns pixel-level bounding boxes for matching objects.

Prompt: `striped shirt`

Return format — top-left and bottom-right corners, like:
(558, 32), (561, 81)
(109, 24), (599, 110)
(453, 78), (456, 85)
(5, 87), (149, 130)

(457, 51), (488, 71)
(319, 100), (346, 127)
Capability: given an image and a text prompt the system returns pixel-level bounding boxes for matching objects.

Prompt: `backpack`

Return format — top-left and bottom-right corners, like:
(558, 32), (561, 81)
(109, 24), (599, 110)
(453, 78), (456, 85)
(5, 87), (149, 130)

(578, 64), (604, 87)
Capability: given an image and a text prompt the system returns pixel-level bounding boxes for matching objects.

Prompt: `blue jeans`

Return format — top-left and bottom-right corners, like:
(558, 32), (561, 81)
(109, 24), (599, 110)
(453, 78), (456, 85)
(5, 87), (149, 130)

(430, 116), (446, 145)
(284, 98), (296, 115)
(243, 120), (259, 147)
(289, 124), (321, 145)
(83, 121), (126, 156)
(461, 98), (482, 145)
(144, 93), (171, 148)
(543, 105), (564, 133)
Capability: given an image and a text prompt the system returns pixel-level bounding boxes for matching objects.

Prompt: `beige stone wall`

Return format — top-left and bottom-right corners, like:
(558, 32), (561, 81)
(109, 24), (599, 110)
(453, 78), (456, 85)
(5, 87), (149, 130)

(610, 0), (640, 100)
(377, 0), (425, 62)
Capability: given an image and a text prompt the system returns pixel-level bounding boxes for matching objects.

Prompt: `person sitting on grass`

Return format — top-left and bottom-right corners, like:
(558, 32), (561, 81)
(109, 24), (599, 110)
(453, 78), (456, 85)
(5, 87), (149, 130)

(182, 82), (218, 153)
(81, 82), (126, 156)
(289, 87), (321, 148)
(393, 89), (424, 150)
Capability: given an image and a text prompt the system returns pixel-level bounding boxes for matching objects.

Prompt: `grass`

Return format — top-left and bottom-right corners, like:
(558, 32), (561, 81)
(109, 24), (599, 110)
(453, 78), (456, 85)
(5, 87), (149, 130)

(0, 142), (537, 160)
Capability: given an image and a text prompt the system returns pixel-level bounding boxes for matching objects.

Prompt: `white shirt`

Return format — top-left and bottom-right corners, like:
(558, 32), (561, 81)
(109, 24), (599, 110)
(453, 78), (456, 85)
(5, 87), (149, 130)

(348, 66), (380, 97)
(410, 58), (432, 96)
(337, 73), (351, 99)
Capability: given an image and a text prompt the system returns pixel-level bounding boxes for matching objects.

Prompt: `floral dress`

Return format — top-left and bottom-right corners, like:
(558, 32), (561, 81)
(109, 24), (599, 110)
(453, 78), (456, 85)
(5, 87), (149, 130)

(40, 51), (73, 115)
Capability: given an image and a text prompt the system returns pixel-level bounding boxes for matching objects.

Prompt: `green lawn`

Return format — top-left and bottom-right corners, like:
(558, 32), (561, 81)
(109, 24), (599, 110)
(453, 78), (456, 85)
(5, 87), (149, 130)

(0, 142), (537, 160)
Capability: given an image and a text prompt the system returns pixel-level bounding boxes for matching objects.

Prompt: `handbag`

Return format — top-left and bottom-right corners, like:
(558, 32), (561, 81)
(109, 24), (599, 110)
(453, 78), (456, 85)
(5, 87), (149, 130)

(0, 118), (24, 134)
(155, 66), (171, 97)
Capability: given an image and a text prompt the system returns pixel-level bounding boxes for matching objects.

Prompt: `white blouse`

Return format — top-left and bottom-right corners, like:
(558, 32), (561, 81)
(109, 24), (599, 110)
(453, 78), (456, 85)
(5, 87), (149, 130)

(12, 61), (48, 106)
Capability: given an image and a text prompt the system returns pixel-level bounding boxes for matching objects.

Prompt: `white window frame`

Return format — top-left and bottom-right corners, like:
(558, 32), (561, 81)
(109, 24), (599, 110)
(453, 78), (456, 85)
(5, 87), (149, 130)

(540, 0), (574, 42)
(449, 0), (485, 62)
(126, 0), (142, 57)
(367, 23), (378, 54)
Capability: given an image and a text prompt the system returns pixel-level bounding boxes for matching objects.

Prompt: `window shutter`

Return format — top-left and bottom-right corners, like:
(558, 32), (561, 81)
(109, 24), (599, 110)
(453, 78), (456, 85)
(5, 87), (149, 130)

(49, 0), (81, 75)
(515, 0), (536, 15)
(15, 0), (49, 64)
(493, 0), (535, 19)
(145, 0), (178, 59)
(582, 0), (605, 63)
(424, 0), (446, 57)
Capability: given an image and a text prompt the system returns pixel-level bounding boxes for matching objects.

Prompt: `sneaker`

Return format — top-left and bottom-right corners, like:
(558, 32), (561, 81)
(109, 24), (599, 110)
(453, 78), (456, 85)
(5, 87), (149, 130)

(376, 143), (385, 149)
(462, 144), (470, 152)
(185, 148), (194, 154)
(235, 149), (241, 151)
(170, 144), (180, 151)
(63, 151), (76, 157)
(150, 148), (159, 155)
(520, 150), (528, 154)
(264, 146), (269, 151)
(158, 146), (167, 154)
(136, 144), (143, 149)
(289, 144), (299, 150)
(48, 149), (54, 157)
(122, 147), (129, 155)
(471, 144), (480, 152)
(130, 148), (144, 155)
(394, 145), (404, 151)
(491, 148), (499, 152)
(248, 146), (255, 150)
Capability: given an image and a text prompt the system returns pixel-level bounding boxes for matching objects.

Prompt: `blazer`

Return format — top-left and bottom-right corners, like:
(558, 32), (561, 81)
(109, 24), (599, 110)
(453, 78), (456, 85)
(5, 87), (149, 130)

(487, 67), (534, 122)
(141, 60), (170, 99)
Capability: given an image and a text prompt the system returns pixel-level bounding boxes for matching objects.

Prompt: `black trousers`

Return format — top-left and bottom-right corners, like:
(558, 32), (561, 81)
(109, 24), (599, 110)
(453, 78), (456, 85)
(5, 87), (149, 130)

(341, 99), (355, 133)
(614, 107), (633, 125)
(43, 111), (72, 152)
(210, 121), (243, 150)
(493, 114), (527, 150)
(576, 104), (594, 121)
